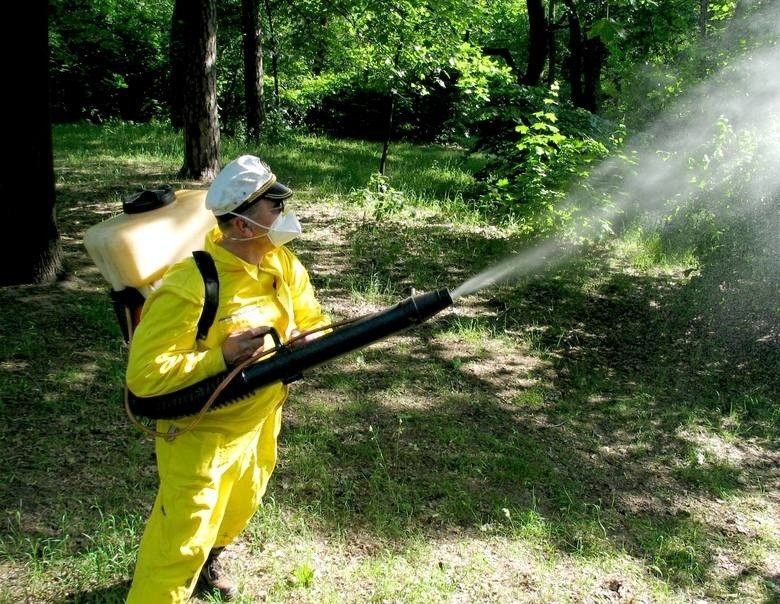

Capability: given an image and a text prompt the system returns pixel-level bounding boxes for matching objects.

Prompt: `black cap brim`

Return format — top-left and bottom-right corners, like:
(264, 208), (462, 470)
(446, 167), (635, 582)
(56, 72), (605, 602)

(264, 181), (293, 200)
(231, 181), (293, 216)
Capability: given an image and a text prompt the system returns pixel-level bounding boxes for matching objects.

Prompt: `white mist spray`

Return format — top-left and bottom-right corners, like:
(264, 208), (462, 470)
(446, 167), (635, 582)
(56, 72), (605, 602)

(450, 1), (780, 302)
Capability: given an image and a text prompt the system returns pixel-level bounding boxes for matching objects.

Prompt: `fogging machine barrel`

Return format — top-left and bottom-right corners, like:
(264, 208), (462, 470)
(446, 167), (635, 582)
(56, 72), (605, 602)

(128, 288), (453, 419)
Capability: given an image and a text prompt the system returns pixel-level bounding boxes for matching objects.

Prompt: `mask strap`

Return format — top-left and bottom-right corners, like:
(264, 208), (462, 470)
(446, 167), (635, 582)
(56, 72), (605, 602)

(227, 211), (271, 231)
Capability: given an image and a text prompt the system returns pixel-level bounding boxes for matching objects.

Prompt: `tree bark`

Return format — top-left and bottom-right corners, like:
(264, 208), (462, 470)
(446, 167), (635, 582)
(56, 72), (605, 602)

(565, 4), (585, 108)
(521, 0), (548, 86)
(0, 0), (63, 286)
(581, 35), (605, 113)
(263, 0), (280, 108)
(243, 0), (265, 143)
(177, 0), (221, 181)
(699, 0), (709, 38)
(546, 0), (557, 87)
(170, 1), (186, 130)
(561, 0), (605, 112)
(379, 94), (395, 176)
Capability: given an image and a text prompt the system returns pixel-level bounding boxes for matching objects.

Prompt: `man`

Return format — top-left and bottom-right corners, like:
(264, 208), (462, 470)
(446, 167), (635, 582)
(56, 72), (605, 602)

(125, 155), (329, 602)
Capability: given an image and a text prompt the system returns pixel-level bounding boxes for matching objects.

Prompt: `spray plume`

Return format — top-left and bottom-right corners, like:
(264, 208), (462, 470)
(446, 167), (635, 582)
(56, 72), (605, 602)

(451, 1), (780, 301)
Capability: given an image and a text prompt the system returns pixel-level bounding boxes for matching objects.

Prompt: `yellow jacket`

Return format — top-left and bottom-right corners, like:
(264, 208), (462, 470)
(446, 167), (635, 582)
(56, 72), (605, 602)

(126, 226), (329, 430)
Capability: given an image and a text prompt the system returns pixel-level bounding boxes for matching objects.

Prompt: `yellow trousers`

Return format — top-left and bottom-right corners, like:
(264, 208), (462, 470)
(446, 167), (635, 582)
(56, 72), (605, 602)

(126, 403), (283, 603)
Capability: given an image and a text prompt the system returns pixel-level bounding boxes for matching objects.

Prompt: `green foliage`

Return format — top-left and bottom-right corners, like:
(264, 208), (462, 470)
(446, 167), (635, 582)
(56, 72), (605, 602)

(447, 44), (517, 141)
(640, 109), (777, 271)
(44, 0), (775, 166)
(470, 86), (616, 236)
(49, 0), (173, 123)
(618, 227), (698, 271)
(352, 173), (408, 221)
(291, 560), (316, 588)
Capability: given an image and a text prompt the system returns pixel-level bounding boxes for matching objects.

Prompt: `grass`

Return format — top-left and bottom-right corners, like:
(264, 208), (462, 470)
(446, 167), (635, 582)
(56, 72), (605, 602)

(0, 122), (778, 602)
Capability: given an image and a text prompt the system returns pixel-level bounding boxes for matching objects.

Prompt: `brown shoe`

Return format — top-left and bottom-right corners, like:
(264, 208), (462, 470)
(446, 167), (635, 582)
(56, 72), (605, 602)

(198, 547), (239, 600)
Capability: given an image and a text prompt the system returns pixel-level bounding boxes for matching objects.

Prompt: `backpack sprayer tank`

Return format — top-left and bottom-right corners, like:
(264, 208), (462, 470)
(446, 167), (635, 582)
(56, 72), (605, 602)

(83, 189), (216, 340)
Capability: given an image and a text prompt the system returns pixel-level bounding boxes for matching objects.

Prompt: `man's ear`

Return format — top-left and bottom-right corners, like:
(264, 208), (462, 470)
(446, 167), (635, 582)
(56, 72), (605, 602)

(233, 216), (253, 234)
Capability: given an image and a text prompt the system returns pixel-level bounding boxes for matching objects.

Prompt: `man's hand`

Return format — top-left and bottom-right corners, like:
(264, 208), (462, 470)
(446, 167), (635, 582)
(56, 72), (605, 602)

(222, 326), (273, 366)
(287, 328), (319, 349)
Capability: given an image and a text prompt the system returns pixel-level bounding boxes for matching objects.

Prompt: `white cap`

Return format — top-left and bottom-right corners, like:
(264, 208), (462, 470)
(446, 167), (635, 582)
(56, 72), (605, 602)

(205, 155), (292, 216)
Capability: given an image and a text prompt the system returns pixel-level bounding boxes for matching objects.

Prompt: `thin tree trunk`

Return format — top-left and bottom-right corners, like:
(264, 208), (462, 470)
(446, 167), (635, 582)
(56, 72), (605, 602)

(561, 0), (605, 112)
(546, 0), (557, 87)
(699, 0), (709, 38)
(565, 5), (584, 108)
(170, 1), (186, 130)
(379, 94), (395, 176)
(263, 0), (280, 108)
(243, 0), (265, 143)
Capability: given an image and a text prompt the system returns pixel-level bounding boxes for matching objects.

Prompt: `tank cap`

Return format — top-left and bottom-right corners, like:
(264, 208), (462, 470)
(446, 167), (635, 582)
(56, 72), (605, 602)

(123, 185), (176, 214)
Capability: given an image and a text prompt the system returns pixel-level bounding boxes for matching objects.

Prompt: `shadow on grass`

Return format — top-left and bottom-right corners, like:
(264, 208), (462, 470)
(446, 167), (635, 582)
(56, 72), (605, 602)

(277, 219), (778, 594)
(58, 581), (131, 603)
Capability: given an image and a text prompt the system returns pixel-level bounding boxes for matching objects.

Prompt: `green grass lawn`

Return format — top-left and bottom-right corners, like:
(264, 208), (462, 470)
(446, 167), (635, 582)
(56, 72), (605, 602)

(0, 122), (777, 603)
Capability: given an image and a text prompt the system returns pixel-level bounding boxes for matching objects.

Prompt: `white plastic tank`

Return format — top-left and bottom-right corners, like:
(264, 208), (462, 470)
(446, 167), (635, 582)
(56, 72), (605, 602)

(84, 189), (216, 296)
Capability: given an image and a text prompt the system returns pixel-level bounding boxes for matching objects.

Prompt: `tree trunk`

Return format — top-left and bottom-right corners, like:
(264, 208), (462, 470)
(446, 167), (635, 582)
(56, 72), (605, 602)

(0, 1), (63, 286)
(521, 0), (548, 86)
(565, 6), (585, 108)
(170, 1), (186, 130)
(561, 0), (605, 112)
(546, 0), (557, 87)
(581, 35), (605, 113)
(379, 94), (395, 176)
(263, 0), (280, 108)
(177, 0), (220, 181)
(699, 0), (709, 38)
(243, 0), (265, 143)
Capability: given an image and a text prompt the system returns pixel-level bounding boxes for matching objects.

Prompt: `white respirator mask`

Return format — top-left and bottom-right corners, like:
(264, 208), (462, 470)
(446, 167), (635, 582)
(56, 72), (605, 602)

(228, 209), (303, 246)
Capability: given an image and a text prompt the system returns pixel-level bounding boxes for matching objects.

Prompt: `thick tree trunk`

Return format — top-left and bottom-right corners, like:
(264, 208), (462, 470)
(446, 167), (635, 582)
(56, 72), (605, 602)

(581, 36), (606, 113)
(521, 0), (548, 86)
(562, 0), (605, 112)
(243, 0), (265, 143)
(177, 0), (220, 181)
(0, 1), (63, 286)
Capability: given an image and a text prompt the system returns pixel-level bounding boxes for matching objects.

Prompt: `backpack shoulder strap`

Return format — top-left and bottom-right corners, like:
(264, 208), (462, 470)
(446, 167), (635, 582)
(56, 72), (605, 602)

(192, 250), (219, 341)
(110, 286), (147, 344)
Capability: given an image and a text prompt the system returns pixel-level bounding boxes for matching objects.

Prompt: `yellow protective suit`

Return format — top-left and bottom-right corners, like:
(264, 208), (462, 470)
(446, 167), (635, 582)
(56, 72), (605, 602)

(125, 227), (328, 603)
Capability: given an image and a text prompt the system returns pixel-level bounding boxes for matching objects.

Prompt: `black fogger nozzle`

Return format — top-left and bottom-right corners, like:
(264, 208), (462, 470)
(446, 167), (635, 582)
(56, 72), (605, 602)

(128, 288), (453, 419)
